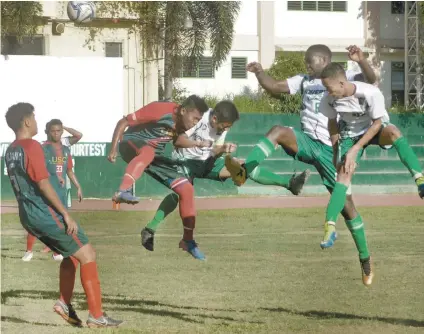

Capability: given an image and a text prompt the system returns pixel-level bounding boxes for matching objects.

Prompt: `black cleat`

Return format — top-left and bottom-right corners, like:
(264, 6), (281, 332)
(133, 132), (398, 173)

(141, 227), (155, 251)
(288, 169), (311, 195)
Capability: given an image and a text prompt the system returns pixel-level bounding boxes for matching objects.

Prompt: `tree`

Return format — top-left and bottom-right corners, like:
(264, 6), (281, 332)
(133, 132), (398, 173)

(97, 1), (241, 99)
(1, 1), (43, 55)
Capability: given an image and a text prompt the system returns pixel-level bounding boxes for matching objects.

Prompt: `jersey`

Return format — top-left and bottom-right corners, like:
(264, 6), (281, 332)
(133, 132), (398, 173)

(42, 141), (73, 204)
(123, 101), (178, 156)
(172, 109), (228, 161)
(286, 70), (360, 146)
(4, 139), (54, 224)
(319, 81), (390, 139)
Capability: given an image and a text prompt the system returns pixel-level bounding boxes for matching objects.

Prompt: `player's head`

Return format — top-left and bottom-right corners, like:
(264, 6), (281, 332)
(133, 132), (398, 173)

(321, 62), (348, 99)
(5, 103), (38, 136)
(45, 119), (63, 143)
(305, 44), (332, 77)
(210, 100), (240, 134)
(176, 95), (208, 131)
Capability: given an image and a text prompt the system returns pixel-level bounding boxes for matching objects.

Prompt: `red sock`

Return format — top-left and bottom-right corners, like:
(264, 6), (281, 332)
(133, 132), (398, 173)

(172, 179), (196, 241)
(119, 145), (155, 191)
(26, 233), (36, 252)
(80, 262), (103, 318)
(59, 256), (79, 304)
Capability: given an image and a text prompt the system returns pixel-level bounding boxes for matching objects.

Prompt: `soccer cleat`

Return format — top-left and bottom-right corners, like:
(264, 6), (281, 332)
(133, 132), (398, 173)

(141, 227), (155, 251)
(112, 189), (140, 205)
(52, 253), (64, 261)
(179, 239), (206, 261)
(320, 222), (337, 249)
(416, 176), (424, 199)
(360, 256), (374, 287)
(86, 313), (123, 328)
(224, 155), (247, 186)
(288, 169), (311, 195)
(53, 300), (83, 327)
(22, 251), (33, 262)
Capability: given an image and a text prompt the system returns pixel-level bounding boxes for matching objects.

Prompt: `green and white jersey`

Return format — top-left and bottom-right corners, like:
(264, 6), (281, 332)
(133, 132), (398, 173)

(173, 109), (227, 161)
(287, 71), (360, 146)
(320, 81), (390, 139)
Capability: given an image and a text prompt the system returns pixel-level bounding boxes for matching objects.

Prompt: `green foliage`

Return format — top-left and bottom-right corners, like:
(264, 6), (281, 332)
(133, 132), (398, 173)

(1, 1), (43, 39)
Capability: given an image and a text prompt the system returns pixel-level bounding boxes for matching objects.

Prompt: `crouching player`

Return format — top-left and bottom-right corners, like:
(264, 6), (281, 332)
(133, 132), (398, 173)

(5, 103), (122, 327)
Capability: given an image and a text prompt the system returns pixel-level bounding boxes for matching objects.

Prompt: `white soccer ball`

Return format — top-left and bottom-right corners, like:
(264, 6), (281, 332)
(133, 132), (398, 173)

(67, 1), (96, 24)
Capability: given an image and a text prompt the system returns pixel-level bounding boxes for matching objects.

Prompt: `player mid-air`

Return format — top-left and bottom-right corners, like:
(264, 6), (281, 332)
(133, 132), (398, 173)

(141, 100), (310, 252)
(23, 119), (84, 262)
(5, 103), (122, 327)
(108, 96), (210, 205)
(319, 62), (424, 259)
(108, 96), (211, 259)
(224, 45), (377, 286)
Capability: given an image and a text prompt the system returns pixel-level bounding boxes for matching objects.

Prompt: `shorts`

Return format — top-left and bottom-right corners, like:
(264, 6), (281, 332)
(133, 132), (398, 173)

(20, 207), (89, 258)
(145, 156), (192, 189)
(283, 128), (337, 191)
(119, 139), (147, 164)
(339, 123), (392, 164)
(180, 157), (226, 181)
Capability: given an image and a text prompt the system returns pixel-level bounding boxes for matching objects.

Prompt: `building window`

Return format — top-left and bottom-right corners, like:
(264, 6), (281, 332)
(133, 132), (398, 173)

(1, 35), (45, 55)
(178, 57), (215, 78)
(231, 57), (247, 79)
(105, 42), (122, 57)
(391, 1), (414, 14)
(287, 1), (347, 12)
(391, 61), (404, 105)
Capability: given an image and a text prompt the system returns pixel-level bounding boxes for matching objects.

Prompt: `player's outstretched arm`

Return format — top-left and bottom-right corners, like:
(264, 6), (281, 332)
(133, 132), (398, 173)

(63, 126), (83, 145)
(247, 61), (290, 95)
(108, 117), (128, 163)
(174, 134), (212, 149)
(346, 45), (377, 84)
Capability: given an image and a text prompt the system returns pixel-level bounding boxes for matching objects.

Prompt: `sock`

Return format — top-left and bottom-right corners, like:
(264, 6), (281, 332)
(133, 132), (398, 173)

(249, 166), (290, 188)
(80, 262), (103, 318)
(26, 233), (36, 252)
(393, 137), (423, 181)
(171, 179), (196, 241)
(244, 137), (276, 175)
(146, 193), (179, 232)
(325, 182), (348, 223)
(59, 256), (79, 304)
(119, 145), (155, 191)
(345, 215), (370, 260)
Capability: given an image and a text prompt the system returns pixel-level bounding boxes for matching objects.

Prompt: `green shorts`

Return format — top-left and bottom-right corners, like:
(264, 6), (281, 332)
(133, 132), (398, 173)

(21, 208), (89, 258)
(283, 128), (336, 191)
(180, 157), (226, 181)
(145, 156), (191, 189)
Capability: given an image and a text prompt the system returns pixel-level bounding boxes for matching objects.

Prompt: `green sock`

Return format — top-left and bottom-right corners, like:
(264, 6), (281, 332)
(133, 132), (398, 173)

(325, 182), (348, 223)
(393, 137), (423, 181)
(249, 166), (290, 188)
(146, 193), (179, 232)
(345, 214), (370, 260)
(244, 137), (276, 175)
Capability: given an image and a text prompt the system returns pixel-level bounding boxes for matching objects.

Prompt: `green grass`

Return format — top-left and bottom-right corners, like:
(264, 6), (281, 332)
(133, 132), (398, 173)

(2, 207), (424, 333)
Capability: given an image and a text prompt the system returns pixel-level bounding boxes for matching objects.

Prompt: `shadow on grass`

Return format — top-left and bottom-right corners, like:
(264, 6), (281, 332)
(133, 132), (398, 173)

(1, 316), (62, 327)
(1, 254), (48, 260)
(261, 307), (424, 328)
(1, 289), (259, 325)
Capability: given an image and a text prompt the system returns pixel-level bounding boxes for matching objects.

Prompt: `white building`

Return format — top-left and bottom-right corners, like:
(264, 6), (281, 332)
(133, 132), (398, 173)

(0, 1), (408, 110)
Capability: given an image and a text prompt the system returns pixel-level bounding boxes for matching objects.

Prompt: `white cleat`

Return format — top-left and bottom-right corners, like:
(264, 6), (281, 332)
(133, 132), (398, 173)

(22, 251), (34, 262)
(52, 253), (64, 261)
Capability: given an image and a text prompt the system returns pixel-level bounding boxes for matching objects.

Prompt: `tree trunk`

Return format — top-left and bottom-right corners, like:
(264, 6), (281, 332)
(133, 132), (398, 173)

(163, 48), (173, 100)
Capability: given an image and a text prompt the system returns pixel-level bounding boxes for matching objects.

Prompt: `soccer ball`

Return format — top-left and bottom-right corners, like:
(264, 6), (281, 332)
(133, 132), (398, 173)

(67, 1), (96, 24)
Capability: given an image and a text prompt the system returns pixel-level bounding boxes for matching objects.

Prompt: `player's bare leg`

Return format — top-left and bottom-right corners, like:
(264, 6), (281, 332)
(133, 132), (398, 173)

(55, 244), (123, 328)
(378, 124), (424, 198)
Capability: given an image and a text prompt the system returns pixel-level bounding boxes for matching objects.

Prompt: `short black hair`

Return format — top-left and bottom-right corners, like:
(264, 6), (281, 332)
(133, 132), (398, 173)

(5, 102), (34, 132)
(181, 95), (209, 114)
(213, 100), (240, 123)
(305, 44), (332, 61)
(321, 63), (347, 80)
(46, 119), (63, 133)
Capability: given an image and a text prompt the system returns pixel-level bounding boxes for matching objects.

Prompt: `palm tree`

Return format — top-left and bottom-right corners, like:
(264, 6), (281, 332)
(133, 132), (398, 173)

(99, 1), (241, 99)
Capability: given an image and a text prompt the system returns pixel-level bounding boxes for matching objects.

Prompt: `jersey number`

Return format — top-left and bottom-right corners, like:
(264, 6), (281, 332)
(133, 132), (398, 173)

(313, 101), (321, 114)
(56, 165), (63, 173)
(9, 175), (21, 195)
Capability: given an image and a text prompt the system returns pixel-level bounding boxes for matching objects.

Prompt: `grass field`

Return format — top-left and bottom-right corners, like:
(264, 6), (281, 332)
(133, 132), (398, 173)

(1, 206), (424, 333)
